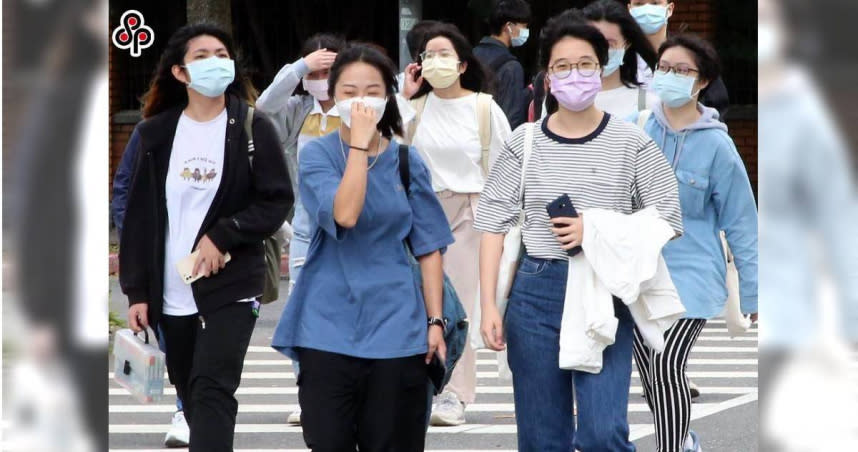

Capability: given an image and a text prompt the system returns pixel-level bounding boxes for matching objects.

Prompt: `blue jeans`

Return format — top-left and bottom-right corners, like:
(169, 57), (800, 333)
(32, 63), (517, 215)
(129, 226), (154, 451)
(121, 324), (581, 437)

(506, 256), (636, 452)
(157, 324), (183, 412)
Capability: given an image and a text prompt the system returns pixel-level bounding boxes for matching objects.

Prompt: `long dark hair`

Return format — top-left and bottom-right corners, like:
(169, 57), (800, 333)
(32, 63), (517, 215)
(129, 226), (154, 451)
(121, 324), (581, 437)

(582, 0), (657, 87)
(141, 23), (257, 118)
(327, 43), (403, 139)
(539, 10), (610, 115)
(414, 23), (493, 99)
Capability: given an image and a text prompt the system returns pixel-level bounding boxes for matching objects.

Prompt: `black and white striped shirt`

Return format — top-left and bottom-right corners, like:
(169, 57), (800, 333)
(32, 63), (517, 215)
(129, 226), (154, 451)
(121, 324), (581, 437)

(474, 114), (683, 261)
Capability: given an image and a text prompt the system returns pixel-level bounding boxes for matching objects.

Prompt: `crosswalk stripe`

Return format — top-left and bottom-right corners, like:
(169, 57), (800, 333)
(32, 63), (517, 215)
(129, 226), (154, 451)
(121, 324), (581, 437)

(109, 401), (728, 414)
(471, 358), (758, 366)
(110, 369), (756, 381)
(247, 339), (756, 355)
(109, 385), (756, 396)
(695, 336), (757, 341)
(108, 423), (651, 434)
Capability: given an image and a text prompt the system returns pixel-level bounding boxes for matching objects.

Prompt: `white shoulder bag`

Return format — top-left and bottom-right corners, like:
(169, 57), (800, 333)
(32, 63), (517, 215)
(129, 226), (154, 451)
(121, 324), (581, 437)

(470, 123), (535, 350)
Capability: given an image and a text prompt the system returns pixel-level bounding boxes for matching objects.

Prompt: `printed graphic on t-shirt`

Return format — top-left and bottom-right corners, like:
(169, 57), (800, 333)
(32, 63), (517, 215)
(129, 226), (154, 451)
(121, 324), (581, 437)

(178, 157), (220, 189)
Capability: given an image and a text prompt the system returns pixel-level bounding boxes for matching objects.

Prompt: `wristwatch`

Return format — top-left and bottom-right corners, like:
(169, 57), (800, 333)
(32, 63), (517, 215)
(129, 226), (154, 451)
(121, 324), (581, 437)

(427, 317), (447, 330)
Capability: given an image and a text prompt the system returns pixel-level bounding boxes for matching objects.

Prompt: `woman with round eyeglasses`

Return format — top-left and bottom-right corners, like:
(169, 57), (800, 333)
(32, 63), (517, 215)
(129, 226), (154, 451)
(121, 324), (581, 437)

(628, 34), (758, 452)
(474, 11), (682, 451)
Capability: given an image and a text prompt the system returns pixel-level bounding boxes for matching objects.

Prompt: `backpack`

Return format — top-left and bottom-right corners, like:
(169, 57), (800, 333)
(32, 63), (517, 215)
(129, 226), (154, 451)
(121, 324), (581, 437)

(244, 106), (283, 304)
(398, 144), (469, 394)
(408, 93), (494, 176)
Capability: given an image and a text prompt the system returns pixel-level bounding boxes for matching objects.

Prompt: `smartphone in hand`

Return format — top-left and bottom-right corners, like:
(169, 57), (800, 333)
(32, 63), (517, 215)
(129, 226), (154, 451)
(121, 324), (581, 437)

(428, 354), (446, 395)
(546, 193), (582, 257)
(176, 250), (232, 285)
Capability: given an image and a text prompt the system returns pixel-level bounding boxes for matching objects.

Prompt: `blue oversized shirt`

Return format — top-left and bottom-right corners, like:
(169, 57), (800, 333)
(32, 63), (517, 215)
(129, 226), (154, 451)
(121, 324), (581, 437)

(272, 132), (455, 360)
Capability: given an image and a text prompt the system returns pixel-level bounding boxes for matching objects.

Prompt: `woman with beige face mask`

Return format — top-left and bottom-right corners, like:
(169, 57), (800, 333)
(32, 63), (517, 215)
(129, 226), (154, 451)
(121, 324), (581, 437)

(400, 22), (512, 427)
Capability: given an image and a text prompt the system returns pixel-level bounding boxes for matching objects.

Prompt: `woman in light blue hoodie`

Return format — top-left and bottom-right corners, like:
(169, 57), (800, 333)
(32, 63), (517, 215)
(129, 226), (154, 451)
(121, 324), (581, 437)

(628, 34), (758, 452)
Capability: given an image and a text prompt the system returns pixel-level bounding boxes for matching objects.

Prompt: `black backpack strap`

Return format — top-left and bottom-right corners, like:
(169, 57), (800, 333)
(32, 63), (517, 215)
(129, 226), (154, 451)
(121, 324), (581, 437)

(399, 144), (415, 254)
(398, 144), (410, 196)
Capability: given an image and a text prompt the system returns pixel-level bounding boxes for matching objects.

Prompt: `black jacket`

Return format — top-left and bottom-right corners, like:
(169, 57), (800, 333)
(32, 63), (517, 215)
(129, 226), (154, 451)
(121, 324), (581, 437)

(119, 95), (293, 327)
(474, 37), (530, 129)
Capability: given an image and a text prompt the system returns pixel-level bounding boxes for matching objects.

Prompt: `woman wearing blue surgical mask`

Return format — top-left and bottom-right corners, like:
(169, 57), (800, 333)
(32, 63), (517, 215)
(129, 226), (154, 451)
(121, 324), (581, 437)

(120, 24), (293, 451)
(401, 22), (512, 427)
(628, 34), (758, 452)
(271, 44), (453, 450)
(627, 0), (731, 116)
(628, 0), (674, 87)
(255, 33), (345, 425)
(584, 0), (659, 119)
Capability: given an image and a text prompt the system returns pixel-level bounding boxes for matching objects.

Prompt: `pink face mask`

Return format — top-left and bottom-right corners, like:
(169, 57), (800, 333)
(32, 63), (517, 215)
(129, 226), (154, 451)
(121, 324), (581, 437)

(548, 71), (602, 112)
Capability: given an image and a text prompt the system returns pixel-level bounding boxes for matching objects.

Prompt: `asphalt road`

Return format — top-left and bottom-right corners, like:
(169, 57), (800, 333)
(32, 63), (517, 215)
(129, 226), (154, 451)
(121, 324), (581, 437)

(108, 278), (758, 451)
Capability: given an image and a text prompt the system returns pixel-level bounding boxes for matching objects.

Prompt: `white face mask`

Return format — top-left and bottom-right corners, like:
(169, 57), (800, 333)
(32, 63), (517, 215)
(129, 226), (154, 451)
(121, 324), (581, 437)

(335, 96), (388, 128)
(302, 78), (330, 101)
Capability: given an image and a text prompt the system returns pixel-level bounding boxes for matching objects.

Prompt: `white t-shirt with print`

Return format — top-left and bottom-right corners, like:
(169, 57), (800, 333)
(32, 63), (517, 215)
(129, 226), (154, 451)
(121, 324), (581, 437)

(162, 109), (227, 316)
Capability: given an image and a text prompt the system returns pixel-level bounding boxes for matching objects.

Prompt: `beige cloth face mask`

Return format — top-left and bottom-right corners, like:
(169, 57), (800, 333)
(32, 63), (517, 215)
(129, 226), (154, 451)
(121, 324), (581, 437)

(422, 57), (461, 89)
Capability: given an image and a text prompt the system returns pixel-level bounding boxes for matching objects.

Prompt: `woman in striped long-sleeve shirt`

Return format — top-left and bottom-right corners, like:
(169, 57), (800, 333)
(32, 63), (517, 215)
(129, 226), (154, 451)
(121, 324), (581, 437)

(473, 11), (682, 452)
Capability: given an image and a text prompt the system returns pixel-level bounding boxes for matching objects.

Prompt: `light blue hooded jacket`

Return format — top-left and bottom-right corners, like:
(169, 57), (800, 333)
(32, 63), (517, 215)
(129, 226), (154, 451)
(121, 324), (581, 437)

(629, 103), (758, 319)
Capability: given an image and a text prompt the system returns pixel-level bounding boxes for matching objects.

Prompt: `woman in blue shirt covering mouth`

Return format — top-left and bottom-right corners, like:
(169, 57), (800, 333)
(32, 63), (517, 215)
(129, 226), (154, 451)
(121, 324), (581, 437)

(271, 43), (454, 451)
(628, 34), (758, 452)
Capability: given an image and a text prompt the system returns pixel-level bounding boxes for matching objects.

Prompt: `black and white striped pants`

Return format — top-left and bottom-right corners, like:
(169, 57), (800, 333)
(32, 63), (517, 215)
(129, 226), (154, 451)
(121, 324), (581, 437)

(632, 318), (707, 452)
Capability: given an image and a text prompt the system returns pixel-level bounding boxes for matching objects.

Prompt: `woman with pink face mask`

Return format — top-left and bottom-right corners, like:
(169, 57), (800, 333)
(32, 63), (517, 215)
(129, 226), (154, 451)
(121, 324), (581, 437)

(474, 11), (682, 451)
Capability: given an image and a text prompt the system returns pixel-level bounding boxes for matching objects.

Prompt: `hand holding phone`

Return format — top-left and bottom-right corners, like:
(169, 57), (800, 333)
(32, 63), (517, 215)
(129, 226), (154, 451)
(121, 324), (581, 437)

(403, 62), (423, 100)
(428, 354), (447, 395)
(176, 250), (231, 285)
(546, 193), (582, 257)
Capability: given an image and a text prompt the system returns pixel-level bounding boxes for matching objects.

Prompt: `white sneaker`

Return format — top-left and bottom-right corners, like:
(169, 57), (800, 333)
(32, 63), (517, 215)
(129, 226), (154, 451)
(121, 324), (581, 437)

(164, 411), (189, 448)
(429, 391), (466, 426)
(287, 406), (302, 425)
(684, 430), (703, 452)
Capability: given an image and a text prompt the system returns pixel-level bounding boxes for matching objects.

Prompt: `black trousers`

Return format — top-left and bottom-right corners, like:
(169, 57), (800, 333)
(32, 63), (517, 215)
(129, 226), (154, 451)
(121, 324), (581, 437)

(160, 302), (256, 452)
(297, 348), (428, 452)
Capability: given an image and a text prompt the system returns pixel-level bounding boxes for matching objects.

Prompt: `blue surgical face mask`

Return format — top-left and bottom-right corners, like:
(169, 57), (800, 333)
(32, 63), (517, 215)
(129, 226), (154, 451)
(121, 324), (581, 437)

(510, 24), (529, 47)
(631, 4), (669, 35)
(603, 48), (626, 77)
(184, 56), (235, 97)
(652, 70), (700, 108)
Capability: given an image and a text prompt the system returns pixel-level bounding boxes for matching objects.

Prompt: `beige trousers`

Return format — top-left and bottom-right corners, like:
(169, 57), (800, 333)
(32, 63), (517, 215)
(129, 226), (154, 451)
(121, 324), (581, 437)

(436, 190), (481, 404)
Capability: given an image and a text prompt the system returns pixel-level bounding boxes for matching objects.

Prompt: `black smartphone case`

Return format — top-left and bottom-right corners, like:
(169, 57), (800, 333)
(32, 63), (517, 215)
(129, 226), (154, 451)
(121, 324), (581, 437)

(546, 193), (582, 257)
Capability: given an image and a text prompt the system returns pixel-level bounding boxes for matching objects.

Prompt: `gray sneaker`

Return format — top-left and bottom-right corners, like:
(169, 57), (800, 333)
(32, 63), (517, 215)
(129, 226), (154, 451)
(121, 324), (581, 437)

(429, 391), (466, 426)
